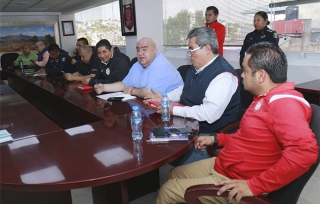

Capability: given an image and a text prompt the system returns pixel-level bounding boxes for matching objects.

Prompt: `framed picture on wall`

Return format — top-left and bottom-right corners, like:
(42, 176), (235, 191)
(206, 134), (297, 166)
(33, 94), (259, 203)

(61, 21), (75, 36)
(119, 0), (137, 36)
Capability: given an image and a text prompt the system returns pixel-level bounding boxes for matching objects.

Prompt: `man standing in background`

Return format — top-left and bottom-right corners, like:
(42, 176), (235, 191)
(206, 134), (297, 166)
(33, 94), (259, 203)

(205, 6), (226, 56)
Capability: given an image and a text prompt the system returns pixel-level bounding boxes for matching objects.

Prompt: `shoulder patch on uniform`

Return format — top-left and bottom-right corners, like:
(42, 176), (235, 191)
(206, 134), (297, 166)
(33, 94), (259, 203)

(61, 57), (66, 62)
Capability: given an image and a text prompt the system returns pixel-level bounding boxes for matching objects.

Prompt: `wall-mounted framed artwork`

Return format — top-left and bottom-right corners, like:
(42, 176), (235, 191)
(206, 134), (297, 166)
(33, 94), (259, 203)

(119, 0), (137, 36)
(61, 21), (75, 36)
(0, 22), (59, 54)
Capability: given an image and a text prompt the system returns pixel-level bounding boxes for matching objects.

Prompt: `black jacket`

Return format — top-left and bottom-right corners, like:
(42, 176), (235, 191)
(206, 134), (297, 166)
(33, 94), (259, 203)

(239, 26), (279, 68)
(77, 52), (100, 76)
(45, 49), (77, 76)
(88, 47), (130, 86)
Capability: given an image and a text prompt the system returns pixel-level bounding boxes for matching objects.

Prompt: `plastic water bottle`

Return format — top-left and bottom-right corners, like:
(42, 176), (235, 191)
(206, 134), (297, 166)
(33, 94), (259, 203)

(161, 93), (170, 121)
(19, 60), (24, 75)
(131, 106), (143, 140)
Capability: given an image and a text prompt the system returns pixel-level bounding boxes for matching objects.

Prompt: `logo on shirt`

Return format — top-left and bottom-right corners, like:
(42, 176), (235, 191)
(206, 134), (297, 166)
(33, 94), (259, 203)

(106, 68), (110, 75)
(254, 99), (263, 112)
(61, 57), (66, 62)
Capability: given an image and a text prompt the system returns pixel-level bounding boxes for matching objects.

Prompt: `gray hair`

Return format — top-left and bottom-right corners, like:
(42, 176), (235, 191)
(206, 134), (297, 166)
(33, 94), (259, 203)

(187, 27), (218, 54)
(35, 41), (45, 47)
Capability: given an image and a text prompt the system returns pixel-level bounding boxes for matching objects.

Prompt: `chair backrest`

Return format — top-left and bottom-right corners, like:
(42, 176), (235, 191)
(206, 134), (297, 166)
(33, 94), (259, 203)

(1, 53), (19, 70)
(267, 103), (320, 204)
(235, 69), (254, 119)
(177, 65), (191, 82)
(130, 57), (138, 67)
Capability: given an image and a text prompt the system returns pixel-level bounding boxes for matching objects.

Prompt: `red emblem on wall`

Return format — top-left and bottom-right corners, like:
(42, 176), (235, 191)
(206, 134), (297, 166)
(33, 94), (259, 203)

(123, 4), (133, 30)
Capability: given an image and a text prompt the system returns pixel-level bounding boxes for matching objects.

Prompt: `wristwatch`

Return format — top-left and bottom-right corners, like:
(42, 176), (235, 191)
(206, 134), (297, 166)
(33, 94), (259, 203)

(211, 133), (219, 145)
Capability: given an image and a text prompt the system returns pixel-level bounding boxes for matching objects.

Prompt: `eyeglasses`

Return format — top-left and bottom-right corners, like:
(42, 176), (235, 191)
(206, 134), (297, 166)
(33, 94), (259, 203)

(187, 46), (202, 56)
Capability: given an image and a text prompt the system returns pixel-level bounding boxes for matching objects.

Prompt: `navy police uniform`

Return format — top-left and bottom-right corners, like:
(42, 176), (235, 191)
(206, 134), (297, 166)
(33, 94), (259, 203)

(45, 49), (77, 76)
(239, 26), (279, 68)
(77, 52), (99, 77)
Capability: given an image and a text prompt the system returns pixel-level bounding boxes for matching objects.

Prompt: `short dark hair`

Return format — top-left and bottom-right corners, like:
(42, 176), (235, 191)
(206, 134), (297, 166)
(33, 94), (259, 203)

(48, 43), (60, 52)
(96, 39), (112, 50)
(255, 11), (270, 25)
(246, 42), (287, 83)
(206, 6), (219, 15)
(77, 37), (89, 45)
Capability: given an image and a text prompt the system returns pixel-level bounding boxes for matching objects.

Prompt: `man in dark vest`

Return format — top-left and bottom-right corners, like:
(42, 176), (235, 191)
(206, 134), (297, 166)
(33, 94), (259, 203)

(33, 41), (49, 71)
(145, 27), (240, 165)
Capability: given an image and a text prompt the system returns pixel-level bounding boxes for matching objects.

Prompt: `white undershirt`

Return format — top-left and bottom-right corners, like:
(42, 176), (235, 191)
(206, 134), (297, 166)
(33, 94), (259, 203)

(167, 59), (238, 123)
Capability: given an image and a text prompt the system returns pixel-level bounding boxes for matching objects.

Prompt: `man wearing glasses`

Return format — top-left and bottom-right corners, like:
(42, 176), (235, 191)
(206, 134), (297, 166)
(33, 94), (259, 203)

(94, 37), (183, 98)
(145, 27), (239, 165)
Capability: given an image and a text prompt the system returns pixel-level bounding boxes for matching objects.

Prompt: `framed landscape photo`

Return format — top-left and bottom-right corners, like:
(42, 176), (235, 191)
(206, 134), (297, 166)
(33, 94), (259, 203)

(119, 0), (137, 36)
(61, 21), (75, 36)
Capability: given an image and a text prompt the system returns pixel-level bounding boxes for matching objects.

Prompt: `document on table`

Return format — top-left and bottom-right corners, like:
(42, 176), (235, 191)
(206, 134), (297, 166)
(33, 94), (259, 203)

(33, 73), (47, 76)
(97, 92), (136, 101)
(0, 129), (13, 143)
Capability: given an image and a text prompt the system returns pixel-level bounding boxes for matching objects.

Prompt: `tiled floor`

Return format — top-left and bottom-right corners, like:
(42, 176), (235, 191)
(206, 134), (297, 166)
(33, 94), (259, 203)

(71, 163), (320, 204)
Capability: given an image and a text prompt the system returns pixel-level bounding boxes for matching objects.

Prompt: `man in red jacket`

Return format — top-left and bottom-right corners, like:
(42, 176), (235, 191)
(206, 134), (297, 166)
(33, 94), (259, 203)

(155, 42), (319, 204)
(205, 6), (226, 56)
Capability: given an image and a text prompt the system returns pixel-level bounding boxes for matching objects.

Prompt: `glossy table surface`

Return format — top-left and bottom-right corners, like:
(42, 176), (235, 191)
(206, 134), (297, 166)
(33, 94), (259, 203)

(0, 71), (198, 192)
(0, 80), (62, 141)
(295, 79), (320, 94)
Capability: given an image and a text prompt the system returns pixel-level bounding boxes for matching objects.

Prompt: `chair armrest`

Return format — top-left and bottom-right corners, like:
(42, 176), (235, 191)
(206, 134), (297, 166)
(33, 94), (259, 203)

(206, 120), (241, 157)
(218, 120), (240, 133)
(184, 184), (277, 204)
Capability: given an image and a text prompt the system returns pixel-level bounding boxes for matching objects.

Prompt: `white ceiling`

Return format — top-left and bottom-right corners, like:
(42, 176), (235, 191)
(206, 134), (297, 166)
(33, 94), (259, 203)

(0, 0), (114, 14)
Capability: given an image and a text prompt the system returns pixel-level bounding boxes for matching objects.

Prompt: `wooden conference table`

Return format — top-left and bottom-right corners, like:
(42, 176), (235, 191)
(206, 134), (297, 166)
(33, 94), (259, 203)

(295, 79), (320, 106)
(0, 71), (198, 204)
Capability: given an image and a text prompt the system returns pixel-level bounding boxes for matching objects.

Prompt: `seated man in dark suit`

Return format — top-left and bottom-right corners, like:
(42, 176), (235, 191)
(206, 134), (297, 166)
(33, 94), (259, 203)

(86, 39), (131, 87)
(31, 41), (49, 71)
(38, 43), (77, 76)
(64, 45), (99, 83)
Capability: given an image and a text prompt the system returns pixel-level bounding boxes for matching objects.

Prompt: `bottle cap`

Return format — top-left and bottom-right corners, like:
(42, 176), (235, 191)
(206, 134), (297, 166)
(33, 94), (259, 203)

(132, 106), (139, 111)
(162, 93), (167, 97)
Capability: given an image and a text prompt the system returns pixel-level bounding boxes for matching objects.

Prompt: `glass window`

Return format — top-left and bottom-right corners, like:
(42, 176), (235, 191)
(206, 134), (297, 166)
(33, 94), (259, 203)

(75, 2), (125, 46)
(163, 0), (320, 53)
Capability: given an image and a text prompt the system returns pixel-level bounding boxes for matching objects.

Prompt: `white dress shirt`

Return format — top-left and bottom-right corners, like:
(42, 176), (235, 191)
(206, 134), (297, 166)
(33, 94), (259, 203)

(167, 57), (238, 124)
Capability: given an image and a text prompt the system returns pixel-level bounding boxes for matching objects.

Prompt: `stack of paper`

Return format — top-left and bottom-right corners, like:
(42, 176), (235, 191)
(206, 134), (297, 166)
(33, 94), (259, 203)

(0, 129), (13, 143)
(97, 92), (136, 101)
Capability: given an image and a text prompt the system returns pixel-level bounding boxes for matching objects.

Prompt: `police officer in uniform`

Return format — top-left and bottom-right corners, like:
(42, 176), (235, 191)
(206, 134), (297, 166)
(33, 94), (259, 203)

(240, 11), (279, 68)
(87, 39), (131, 87)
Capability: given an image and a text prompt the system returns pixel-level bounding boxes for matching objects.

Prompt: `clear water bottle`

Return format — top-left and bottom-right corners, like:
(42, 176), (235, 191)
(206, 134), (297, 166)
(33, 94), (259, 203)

(131, 106), (143, 140)
(161, 93), (170, 121)
(19, 60), (24, 75)
(133, 140), (143, 166)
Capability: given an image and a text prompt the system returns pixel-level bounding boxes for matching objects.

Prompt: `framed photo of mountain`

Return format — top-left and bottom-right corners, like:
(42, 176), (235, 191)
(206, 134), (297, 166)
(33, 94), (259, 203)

(0, 22), (58, 54)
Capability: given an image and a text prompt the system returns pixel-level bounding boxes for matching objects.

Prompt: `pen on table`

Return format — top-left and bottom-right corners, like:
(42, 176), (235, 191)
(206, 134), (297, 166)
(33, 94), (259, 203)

(61, 71), (65, 75)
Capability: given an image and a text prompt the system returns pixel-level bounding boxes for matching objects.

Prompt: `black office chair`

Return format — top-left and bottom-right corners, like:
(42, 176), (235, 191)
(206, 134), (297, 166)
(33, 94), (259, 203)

(184, 103), (320, 204)
(177, 65), (191, 82)
(130, 57), (138, 67)
(1, 53), (19, 70)
(235, 68), (254, 119)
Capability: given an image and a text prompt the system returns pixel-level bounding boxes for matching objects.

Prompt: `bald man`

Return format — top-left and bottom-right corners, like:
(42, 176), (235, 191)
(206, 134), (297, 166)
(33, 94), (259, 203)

(64, 45), (99, 83)
(94, 37), (183, 98)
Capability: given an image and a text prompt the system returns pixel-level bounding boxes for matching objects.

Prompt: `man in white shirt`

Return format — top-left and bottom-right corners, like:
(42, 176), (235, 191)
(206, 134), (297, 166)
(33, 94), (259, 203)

(145, 27), (240, 165)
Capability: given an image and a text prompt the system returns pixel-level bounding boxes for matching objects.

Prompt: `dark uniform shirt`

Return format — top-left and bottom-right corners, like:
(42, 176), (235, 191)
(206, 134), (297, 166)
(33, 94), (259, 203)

(88, 47), (130, 86)
(239, 26), (279, 68)
(45, 49), (77, 76)
(77, 52), (99, 76)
